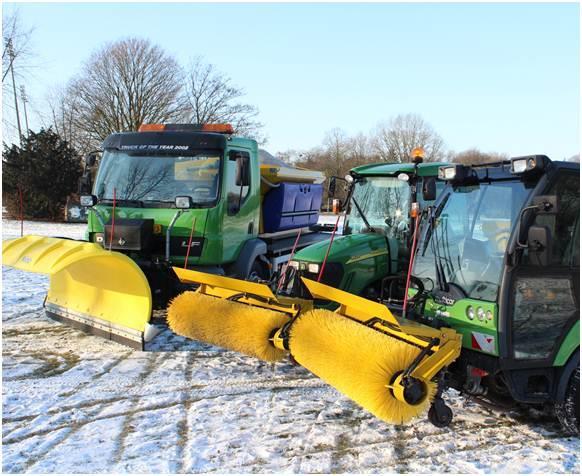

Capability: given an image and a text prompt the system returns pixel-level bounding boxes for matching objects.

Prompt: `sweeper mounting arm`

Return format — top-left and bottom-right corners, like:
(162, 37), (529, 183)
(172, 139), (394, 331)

(172, 267), (308, 317)
(301, 277), (462, 382)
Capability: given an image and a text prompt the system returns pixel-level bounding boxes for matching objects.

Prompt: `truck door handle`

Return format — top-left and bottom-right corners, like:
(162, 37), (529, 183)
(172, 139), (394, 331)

(248, 222), (254, 234)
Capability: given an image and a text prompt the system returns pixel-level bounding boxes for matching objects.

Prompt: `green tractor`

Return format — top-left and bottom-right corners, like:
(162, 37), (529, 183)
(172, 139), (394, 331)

(280, 160), (447, 305)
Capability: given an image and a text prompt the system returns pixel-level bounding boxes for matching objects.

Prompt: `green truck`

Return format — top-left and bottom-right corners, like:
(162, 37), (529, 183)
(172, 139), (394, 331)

(3, 124), (330, 348)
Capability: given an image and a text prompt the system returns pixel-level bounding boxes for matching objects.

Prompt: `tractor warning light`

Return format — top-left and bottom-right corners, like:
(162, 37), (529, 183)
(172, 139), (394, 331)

(411, 147), (425, 163)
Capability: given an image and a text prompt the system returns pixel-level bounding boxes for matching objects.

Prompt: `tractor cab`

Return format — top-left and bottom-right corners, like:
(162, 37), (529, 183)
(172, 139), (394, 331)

(284, 160), (447, 302)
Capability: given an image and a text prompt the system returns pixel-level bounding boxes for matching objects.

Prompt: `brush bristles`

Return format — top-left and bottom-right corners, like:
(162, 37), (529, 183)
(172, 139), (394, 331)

(289, 309), (436, 424)
(167, 292), (289, 362)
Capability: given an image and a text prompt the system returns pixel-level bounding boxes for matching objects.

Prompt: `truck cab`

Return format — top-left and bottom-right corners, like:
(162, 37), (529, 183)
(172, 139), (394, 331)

(82, 123), (327, 304)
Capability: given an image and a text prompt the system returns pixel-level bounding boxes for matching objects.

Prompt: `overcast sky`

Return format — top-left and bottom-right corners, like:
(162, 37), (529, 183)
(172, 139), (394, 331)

(3, 2), (579, 159)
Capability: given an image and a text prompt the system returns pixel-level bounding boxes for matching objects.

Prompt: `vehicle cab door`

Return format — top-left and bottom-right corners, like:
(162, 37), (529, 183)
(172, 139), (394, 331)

(501, 169), (579, 376)
(221, 148), (260, 262)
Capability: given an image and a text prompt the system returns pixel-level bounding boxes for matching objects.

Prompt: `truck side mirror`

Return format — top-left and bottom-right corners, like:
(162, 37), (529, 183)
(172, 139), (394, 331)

(533, 195), (559, 214)
(235, 156), (251, 187)
(84, 153), (97, 167)
(527, 225), (552, 266)
(78, 174), (93, 194)
(422, 178), (437, 202)
(328, 177), (337, 197)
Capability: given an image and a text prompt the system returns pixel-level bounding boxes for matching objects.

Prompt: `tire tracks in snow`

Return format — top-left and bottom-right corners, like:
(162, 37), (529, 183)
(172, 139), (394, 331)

(2, 378), (327, 447)
(111, 353), (162, 464)
(173, 351), (197, 473)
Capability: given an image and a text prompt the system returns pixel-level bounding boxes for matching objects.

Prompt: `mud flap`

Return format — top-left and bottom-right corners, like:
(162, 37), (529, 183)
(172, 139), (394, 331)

(3, 235), (153, 349)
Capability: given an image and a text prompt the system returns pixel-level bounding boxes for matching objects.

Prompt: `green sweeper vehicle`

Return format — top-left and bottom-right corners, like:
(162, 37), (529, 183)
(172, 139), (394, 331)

(168, 155), (579, 432)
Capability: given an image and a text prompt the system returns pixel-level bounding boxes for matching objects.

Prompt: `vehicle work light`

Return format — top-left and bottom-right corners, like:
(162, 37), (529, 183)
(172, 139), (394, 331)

(510, 155), (549, 175)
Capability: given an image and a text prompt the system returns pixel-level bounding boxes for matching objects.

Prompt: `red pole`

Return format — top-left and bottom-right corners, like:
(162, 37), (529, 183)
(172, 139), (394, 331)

(317, 213), (341, 283)
(18, 186), (23, 237)
(183, 217), (197, 268)
(108, 188), (116, 251)
(276, 228), (302, 293)
(402, 213), (421, 316)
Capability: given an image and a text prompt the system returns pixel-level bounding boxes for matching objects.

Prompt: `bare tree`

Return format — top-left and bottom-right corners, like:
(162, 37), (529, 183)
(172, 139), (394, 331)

(322, 128), (351, 177)
(2, 10), (35, 141)
(372, 114), (445, 163)
(451, 148), (508, 165)
(182, 57), (263, 142)
(348, 132), (378, 167)
(65, 38), (184, 150)
(45, 85), (94, 154)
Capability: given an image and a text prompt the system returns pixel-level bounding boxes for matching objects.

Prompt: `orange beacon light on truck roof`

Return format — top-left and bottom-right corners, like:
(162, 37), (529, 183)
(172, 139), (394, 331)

(138, 124), (234, 134)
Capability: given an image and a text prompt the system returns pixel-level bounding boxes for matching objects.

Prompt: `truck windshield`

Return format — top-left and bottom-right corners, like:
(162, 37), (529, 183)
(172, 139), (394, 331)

(93, 150), (221, 206)
(413, 180), (530, 301)
(347, 177), (410, 239)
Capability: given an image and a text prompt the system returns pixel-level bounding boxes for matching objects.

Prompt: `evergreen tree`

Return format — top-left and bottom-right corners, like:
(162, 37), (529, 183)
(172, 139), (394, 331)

(3, 128), (82, 220)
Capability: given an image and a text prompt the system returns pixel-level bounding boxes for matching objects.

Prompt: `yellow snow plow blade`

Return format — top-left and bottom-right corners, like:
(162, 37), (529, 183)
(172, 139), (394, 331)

(168, 268), (311, 361)
(288, 278), (462, 424)
(2, 235), (154, 349)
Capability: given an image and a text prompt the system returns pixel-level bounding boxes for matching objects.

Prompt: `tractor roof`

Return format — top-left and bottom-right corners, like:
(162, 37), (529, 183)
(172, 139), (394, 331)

(351, 161), (449, 177)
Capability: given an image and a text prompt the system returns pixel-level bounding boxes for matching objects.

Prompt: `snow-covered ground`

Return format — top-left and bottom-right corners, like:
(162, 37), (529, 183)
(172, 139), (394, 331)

(2, 219), (579, 473)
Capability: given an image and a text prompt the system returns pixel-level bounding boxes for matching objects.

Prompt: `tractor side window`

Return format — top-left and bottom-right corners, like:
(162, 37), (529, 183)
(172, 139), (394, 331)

(225, 151), (250, 216)
(525, 173), (579, 266)
(512, 276), (577, 359)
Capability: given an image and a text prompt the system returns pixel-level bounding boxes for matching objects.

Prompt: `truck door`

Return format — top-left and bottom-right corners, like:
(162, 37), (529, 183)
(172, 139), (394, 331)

(221, 149), (260, 262)
(500, 170), (579, 395)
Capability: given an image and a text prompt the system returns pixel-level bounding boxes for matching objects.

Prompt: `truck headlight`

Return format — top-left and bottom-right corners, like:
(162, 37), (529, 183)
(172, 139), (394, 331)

(466, 306), (475, 320)
(477, 307), (485, 321)
(307, 263), (320, 274)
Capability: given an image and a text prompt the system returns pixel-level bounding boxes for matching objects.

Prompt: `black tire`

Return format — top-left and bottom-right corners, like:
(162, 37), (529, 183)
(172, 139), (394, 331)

(555, 366), (579, 436)
(428, 399), (453, 428)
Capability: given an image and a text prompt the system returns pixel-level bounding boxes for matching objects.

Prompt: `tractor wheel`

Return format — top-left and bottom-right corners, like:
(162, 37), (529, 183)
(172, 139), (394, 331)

(555, 366), (579, 436)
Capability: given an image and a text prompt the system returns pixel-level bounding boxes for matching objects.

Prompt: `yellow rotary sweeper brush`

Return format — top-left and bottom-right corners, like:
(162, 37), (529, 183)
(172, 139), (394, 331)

(167, 267), (313, 362)
(167, 268), (462, 424)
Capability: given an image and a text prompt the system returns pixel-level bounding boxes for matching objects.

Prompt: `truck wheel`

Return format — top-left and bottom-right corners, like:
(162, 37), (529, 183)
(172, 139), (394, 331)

(248, 259), (269, 282)
(555, 366), (579, 436)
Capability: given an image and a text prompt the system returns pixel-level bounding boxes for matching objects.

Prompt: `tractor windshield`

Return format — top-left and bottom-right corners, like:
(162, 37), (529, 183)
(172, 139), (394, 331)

(413, 180), (530, 301)
(347, 176), (410, 240)
(94, 150), (221, 206)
